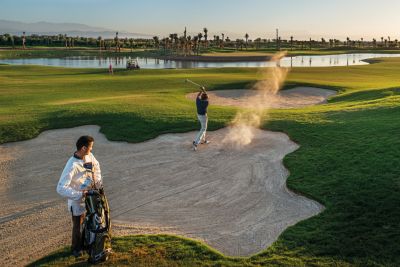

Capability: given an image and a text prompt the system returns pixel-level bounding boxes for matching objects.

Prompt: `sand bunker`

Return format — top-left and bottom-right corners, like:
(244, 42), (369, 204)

(186, 87), (336, 109)
(0, 125), (323, 266)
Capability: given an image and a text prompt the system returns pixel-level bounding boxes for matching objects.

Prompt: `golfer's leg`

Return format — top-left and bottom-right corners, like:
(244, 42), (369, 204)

(195, 115), (206, 145)
(201, 116), (208, 142)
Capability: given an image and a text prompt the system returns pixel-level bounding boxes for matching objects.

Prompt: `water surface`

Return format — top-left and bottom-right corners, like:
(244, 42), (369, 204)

(0, 53), (399, 69)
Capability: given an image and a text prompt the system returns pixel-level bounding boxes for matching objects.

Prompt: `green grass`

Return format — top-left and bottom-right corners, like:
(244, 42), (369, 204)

(2, 55), (400, 266)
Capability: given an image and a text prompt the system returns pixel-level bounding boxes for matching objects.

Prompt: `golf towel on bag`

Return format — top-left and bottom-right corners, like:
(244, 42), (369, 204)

(83, 188), (112, 264)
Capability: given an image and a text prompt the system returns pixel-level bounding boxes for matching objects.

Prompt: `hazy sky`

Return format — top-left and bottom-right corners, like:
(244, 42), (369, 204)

(1, 0), (399, 40)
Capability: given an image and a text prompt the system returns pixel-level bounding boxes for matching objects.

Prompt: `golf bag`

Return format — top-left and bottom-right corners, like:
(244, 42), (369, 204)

(83, 188), (112, 264)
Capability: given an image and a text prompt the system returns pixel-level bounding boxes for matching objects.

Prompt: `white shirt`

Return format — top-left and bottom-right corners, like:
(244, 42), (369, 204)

(57, 153), (102, 216)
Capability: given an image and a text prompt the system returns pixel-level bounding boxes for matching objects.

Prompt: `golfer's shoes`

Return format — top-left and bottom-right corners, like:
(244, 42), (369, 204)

(201, 140), (210, 144)
(192, 141), (198, 151)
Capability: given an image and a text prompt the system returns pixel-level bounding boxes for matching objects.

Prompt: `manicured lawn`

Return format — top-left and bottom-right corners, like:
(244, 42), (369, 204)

(2, 57), (400, 266)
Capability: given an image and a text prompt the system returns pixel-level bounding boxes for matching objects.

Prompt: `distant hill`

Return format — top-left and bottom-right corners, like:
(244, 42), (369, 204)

(0, 19), (152, 39)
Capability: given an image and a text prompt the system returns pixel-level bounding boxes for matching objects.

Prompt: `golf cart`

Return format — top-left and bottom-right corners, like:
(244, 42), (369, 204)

(126, 58), (140, 70)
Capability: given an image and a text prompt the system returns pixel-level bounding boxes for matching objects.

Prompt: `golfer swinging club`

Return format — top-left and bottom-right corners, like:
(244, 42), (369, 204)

(193, 85), (210, 151)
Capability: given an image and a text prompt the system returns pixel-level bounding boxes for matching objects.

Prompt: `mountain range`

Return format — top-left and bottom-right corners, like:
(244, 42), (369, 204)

(0, 19), (152, 39)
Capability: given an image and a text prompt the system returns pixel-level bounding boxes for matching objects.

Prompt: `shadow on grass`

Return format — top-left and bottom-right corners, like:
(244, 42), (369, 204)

(0, 107), (232, 144)
(328, 87), (400, 103)
(29, 235), (250, 267)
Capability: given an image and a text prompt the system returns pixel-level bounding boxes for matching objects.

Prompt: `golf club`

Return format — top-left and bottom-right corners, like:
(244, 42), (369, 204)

(185, 79), (206, 92)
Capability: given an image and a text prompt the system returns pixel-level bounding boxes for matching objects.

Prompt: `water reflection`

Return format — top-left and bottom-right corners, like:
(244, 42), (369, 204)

(1, 53), (400, 69)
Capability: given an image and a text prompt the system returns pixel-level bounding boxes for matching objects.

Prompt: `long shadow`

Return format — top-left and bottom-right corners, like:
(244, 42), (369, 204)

(328, 86), (400, 103)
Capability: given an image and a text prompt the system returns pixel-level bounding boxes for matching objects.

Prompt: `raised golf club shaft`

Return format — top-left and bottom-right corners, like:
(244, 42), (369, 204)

(186, 79), (204, 90)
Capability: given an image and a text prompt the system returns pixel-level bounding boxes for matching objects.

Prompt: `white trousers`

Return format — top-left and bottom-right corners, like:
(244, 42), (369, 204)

(194, 114), (208, 145)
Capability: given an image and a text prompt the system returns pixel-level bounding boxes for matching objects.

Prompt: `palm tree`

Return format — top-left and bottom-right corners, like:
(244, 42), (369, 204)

(97, 36), (102, 51)
(193, 36), (199, 55)
(360, 37), (363, 48)
(321, 38), (326, 48)
(22, 31), (26, 49)
(153, 36), (159, 49)
(381, 37), (384, 47)
(203, 27), (208, 48)
(10, 35), (15, 49)
(221, 33), (225, 48)
(290, 36), (293, 51)
(114, 32), (120, 52)
(244, 33), (249, 50)
(129, 38), (134, 52)
(169, 33), (176, 52)
(197, 32), (203, 49)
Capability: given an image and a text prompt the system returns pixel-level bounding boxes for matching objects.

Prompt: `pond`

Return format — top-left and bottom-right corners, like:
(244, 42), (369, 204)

(0, 53), (399, 69)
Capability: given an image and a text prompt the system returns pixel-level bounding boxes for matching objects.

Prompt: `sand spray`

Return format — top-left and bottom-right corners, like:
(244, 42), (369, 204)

(222, 52), (289, 148)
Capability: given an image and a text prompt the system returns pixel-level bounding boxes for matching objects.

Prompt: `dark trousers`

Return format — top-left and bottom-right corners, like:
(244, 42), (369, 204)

(71, 213), (85, 252)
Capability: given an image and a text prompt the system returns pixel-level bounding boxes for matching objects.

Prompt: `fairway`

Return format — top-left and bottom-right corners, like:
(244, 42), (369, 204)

(1, 58), (400, 266)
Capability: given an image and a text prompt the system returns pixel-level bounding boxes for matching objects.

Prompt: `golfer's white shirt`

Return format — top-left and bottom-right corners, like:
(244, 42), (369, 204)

(57, 153), (102, 216)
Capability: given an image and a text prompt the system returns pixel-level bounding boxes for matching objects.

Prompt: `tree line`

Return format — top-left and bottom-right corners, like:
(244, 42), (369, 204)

(1, 29), (399, 54)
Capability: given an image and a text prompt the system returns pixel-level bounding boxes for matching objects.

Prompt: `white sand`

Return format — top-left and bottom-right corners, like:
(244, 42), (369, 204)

(0, 125), (323, 266)
(186, 87), (337, 109)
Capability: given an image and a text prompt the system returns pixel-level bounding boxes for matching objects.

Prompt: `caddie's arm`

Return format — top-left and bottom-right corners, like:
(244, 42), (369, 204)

(92, 156), (103, 188)
(57, 165), (83, 200)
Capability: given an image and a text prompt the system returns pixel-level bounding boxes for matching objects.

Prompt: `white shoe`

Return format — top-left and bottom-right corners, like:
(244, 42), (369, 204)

(202, 140), (210, 144)
(192, 141), (198, 151)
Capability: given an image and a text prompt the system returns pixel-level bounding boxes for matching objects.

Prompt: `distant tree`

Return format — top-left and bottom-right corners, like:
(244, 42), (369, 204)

(10, 35), (15, 49)
(329, 39), (334, 48)
(197, 32), (203, 50)
(290, 36), (293, 50)
(22, 31), (26, 49)
(97, 36), (102, 51)
(153, 36), (159, 49)
(193, 36), (199, 55)
(203, 27), (208, 48)
(244, 33), (249, 50)
(114, 32), (120, 52)
(129, 38), (134, 52)
(321, 38), (326, 48)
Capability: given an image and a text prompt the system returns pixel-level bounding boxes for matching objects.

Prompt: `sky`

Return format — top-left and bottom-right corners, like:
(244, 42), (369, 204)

(1, 0), (399, 40)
